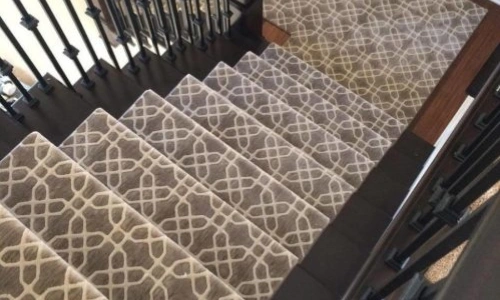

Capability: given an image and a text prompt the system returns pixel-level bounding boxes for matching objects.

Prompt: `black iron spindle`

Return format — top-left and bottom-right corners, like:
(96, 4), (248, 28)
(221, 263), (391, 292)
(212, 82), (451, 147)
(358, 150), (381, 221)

(204, 0), (215, 41)
(0, 58), (39, 107)
(221, 0), (231, 37)
(181, 0), (194, 43)
(167, 0), (185, 51)
(154, 0), (176, 60)
(105, 0), (140, 73)
(0, 94), (23, 121)
(38, 0), (94, 89)
(476, 104), (500, 129)
(214, 0), (222, 34)
(84, 0), (120, 70)
(0, 17), (52, 93)
(123, 0), (150, 62)
(137, 0), (161, 56)
(192, 0), (208, 50)
(456, 112), (500, 162)
(386, 157), (500, 270)
(12, 0), (74, 91)
(366, 202), (490, 300)
(412, 138), (500, 230)
(63, 0), (106, 77)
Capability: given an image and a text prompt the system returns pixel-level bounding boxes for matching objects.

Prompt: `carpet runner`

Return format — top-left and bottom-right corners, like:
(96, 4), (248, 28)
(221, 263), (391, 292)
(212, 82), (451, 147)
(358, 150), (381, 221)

(234, 52), (391, 162)
(260, 44), (406, 142)
(118, 90), (329, 258)
(163, 76), (355, 218)
(60, 109), (298, 299)
(204, 62), (375, 188)
(0, 205), (106, 300)
(0, 133), (241, 300)
(263, 0), (486, 124)
(0, 16), (477, 295)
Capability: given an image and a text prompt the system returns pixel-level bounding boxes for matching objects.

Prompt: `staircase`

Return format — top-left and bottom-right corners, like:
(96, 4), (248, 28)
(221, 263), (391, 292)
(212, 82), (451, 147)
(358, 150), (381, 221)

(0, 0), (493, 299)
(0, 40), (407, 298)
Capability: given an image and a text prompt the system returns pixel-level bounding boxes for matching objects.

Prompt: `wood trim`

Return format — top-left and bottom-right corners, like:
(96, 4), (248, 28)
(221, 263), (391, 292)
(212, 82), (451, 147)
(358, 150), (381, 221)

(262, 20), (290, 46)
(409, 5), (500, 144)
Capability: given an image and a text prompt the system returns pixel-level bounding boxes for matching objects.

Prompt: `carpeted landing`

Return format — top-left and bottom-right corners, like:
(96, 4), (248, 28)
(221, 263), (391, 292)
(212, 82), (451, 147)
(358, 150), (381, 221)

(2, 45), (406, 299)
(264, 0), (486, 125)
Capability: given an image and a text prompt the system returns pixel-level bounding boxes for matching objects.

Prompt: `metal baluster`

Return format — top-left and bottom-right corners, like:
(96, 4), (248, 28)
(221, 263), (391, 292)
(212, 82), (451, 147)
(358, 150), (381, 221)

(167, 0), (185, 51)
(151, 0), (165, 43)
(154, 0), (176, 60)
(0, 94), (23, 121)
(0, 58), (39, 107)
(38, 0), (94, 89)
(386, 157), (500, 270)
(12, 0), (74, 91)
(214, 0), (222, 34)
(84, 0), (120, 70)
(105, 0), (140, 74)
(192, 0), (207, 50)
(123, 0), (150, 62)
(221, 0), (231, 37)
(365, 202), (490, 300)
(132, 1), (145, 30)
(0, 17), (52, 93)
(181, 0), (194, 43)
(456, 112), (500, 162)
(137, 0), (161, 56)
(475, 104), (500, 129)
(63, 0), (106, 77)
(204, 0), (215, 41)
(412, 138), (500, 230)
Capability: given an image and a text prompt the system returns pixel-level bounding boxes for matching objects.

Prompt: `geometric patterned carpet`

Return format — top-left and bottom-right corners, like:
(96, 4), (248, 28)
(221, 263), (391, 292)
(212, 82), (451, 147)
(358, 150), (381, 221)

(264, 0), (486, 124)
(0, 2), (486, 297)
(0, 205), (106, 300)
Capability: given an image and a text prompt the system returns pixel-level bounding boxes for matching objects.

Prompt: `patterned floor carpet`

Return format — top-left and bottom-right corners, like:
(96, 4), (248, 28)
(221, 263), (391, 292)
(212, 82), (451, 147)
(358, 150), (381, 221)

(1, 45), (399, 296)
(264, 0), (486, 124)
(0, 2), (487, 298)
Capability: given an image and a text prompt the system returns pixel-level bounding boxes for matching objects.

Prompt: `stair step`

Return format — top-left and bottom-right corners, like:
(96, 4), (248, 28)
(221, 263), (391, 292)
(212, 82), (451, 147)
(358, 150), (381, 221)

(75, 59), (144, 118)
(11, 74), (95, 145)
(164, 76), (355, 218)
(234, 52), (391, 162)
(260, 44), (406, 142)
(0, 205), (106, 300)
(122, 48), (185, 97)
(0, 132), (241, 300)
(60, 109), (298, 299)
(163, 43), (218, 81)
(119, 90), (329, 258)
(0, 109), (30, 160)
(204, 62), (375, 188)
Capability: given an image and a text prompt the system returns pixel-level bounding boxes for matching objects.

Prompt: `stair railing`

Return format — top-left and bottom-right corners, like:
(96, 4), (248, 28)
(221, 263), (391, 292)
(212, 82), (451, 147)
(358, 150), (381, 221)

(64, 0), (107, 77)
(0, 0), (262, 124)
(0, 16), (52, 93)
(85, 0), (121, 70)
(106, 0), (141, 73)
(39, 0), (95, 89)
(154, 0), (176, 60)
(12, 0), (74, 90)
(346, 49), (500, 300)
(0, 58), (39, 106)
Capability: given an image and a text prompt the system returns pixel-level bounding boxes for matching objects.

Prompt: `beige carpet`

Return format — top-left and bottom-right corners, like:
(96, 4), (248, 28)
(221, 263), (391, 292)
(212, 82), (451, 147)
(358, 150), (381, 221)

(264, 0), (486, 124)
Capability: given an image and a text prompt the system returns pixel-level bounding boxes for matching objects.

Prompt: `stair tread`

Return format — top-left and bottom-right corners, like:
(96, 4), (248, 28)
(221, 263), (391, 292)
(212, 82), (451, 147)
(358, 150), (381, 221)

(204, 62), (375, 188)
(0, 205), (106, 300)
(0, 132), (241, 300)
(234, 52), (391, 162)
(260, 44), (406, 142)
(119, 90), (329, 258)
(164, 76), (355, 219)
(60, 109), (298, 299)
